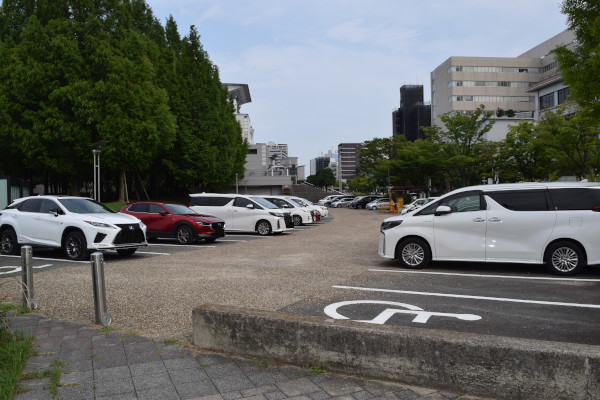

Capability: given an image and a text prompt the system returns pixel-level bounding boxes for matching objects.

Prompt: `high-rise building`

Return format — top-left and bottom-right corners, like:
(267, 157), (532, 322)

(337, 143), (363, 181)
(309, 157), (331, 176)
(392, 85), (431, 141)
(430, 30), (575, 141)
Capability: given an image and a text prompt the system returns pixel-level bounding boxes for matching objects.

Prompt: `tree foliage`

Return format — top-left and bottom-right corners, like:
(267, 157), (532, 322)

(306, 168), (336, 189)
(0, 0), (247, 200)
(553, 0), (600, 119)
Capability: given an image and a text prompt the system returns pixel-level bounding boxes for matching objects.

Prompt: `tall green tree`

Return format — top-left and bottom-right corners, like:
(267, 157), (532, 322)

(497, 121), (555, 182)
(423, 104), (495, 187)
(536, 103), (600, 180)
(553, 0), (600, 119)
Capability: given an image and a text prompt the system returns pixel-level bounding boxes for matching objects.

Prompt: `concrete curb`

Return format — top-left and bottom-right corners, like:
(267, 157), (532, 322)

(192, 304), (599, 400)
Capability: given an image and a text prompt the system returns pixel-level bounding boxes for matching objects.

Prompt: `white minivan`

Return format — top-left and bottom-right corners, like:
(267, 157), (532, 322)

(379, 182), (600, 275)
(189, 193), (293, 235)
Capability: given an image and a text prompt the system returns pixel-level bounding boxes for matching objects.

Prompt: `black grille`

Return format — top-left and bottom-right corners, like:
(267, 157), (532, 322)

(114, 224), (145, 244)
(211, 222), (225, 237)
(284, 214), (294, 228)
(94, 233), (107, 243)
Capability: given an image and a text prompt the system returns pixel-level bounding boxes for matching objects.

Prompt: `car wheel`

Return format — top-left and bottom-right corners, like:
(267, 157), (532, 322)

(64, 231), (88, 261)
(0, 228), (19, 255)
(176, 225), (195, 245)
(544, 241), (585, 276)
(293, 215), (302, 226)
(256, 220), (272, 236)
(396, 238), (431, 269)
(116, 248), (137, 256)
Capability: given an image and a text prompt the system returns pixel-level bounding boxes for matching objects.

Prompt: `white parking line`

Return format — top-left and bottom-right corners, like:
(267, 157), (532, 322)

(0, 255), (88, 264)
(332, 285), (600, 309)
(136, 251), (170, 255)
(218, 240), (247, 242)
(368, 269), (600, 282)
(148, 243), (215, 248)
(0, 264), (53, 275)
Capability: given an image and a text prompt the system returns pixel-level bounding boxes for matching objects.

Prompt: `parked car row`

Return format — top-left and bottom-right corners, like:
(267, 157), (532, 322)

(0, 193), (329, 262)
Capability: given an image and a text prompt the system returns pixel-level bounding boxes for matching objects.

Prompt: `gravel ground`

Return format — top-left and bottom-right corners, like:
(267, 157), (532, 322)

(1, 208), (392, 342)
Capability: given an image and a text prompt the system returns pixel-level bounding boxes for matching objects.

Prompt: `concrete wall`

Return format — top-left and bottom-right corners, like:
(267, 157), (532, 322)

(193, 304), (599, 400)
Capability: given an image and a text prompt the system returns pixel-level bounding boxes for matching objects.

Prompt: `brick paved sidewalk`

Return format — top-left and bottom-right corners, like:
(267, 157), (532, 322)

(8, 313), (490, 400)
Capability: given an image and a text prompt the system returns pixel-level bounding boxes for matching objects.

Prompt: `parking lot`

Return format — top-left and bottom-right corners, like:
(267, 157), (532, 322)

(1, 208), (599, 345)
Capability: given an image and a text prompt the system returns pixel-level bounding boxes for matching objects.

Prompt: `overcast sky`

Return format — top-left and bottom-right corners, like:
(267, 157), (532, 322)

(145, 0), (568, 169)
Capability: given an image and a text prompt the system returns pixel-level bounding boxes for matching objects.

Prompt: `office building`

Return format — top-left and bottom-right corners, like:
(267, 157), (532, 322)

(337, 143), (363, 181)
(392, 85), (431, 141)
(430, 30), (575, 141)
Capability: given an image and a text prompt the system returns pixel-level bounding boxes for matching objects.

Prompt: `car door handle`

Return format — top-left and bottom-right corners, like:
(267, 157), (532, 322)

(488, 217), (501, 223)
(473, 218), (485, 222)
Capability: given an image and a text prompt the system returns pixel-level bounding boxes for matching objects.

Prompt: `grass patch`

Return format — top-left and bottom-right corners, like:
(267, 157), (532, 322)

(97, 325), (116, 333)
(0, 303), (31, 315)
(162, 339), (179, 345)
(19, 360), (65, 399)
(0, 327), (33, 399)
(302, 360), (328, 376)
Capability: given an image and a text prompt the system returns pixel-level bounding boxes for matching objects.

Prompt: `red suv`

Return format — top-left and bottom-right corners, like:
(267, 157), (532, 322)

(119, 202), (225, 244)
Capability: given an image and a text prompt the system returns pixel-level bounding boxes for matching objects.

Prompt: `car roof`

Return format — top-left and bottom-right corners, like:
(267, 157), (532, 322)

(454, 182), (600, 194)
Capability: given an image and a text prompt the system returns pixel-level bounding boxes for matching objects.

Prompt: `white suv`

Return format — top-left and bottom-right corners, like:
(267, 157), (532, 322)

(0, 196), (147, 261)
(379, 182), (600, 275)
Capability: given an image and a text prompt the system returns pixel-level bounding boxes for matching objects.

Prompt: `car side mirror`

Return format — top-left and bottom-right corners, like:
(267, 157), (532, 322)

(159, 211), (168, 216)
(246, 204), (254, 209)
(435, 205), (452, 216)
(50, 208), (62, 217)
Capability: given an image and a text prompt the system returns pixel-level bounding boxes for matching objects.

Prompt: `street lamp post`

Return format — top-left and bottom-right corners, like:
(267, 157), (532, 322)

(91, 141), (109, 202)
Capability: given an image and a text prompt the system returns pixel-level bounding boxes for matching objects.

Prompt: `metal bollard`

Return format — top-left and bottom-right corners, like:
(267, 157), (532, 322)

(21, 246), (38, 309)
(91, 252), (112, 326)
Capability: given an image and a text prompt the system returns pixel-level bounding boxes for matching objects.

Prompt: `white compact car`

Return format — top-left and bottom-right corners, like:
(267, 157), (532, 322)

(189, 193), (293, 235)
(261, 195), (314, 226)
(379, 182), (600, 276)
(286, 196), (329, 218)
(400, 197), (438, 214)
(0, 196), (147, 261)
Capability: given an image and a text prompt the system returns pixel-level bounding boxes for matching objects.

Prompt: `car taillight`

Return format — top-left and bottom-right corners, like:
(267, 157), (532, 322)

(593, 205), (600, 212)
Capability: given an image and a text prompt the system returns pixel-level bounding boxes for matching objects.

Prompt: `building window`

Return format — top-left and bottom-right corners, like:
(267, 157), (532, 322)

(557, 87), (570, 105)
(540, 93), (555, 110)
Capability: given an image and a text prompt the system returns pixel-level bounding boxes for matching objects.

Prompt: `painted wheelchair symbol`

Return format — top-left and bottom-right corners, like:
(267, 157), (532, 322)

(324, 300), (482, 324)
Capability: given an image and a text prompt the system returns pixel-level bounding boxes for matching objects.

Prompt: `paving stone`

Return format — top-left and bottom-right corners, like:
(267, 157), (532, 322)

(164, 356), (201, 371)
(276, 377), (321, 397)
(352, 390), (374, 400)
(205, 362), (247, 380)
(169, 366), (209, 384)
(241, 384), (280, 397)
(132, 370), (174, 391)
(196, 353), (232, 366)
(94, 365), (131, 382)
(60, 370), (94, 385)
(96, 393), (138, 400)
(394, 390), (419, 400)
(13, 389), (52, 400)
(212, 374), (256, 393)
(265, 390), (288, 400)
(130, 360), (167, 376)
(55, 382), (95, 400)
(127, 349), (163, 365)
(136, 384), (180, 400)
(94, 376), (136, 397)
(360, 380), (406, 396)
(173, 379), (221, 399)
(308, 390), (332, 400)
(313, 376), (363, 397)
(222, 391), (243, 400)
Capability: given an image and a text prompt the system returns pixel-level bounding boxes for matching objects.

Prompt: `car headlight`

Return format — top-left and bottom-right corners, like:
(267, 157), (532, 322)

(195, 221), (211, 226)
(381, 220), (403, 231)
(269, 212), (285, 217)
(84, 221), (116, 229)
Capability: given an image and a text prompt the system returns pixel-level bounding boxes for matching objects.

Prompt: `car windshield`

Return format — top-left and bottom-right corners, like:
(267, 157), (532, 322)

(301, 198), (314, 205)
(58, 198), (115, 214)
(288, 198), (305, 207)
(164, 204), (197, 215)
(250, 196), (278, 209)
